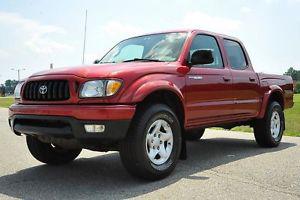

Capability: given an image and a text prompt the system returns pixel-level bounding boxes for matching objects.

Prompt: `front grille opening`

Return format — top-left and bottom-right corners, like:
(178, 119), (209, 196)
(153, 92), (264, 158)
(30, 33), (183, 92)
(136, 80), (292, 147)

(15, 118), (70, 129)
(23, 80), (70, 101)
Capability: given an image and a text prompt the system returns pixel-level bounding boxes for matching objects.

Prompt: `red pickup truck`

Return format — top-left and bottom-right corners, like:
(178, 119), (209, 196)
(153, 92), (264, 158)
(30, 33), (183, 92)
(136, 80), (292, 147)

(9, 29), (294, 180)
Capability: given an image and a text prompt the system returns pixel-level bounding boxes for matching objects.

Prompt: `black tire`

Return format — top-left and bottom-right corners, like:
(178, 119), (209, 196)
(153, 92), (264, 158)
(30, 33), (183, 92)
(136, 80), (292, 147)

(254, 101), (284, 147)
(185, 128), (205, 141)
(120, 104), (182, 180)
(26, 136), (82, 165)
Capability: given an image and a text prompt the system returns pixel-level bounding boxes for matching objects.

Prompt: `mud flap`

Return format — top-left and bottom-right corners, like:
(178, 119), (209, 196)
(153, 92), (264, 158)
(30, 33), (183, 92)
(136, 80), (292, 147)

(283, 112), (285, 130)
(179, 136), (187, 160)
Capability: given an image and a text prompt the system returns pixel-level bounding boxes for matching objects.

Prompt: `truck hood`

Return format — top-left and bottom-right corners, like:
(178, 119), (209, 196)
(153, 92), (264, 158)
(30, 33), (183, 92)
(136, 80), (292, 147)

(30, 62), (178, 79)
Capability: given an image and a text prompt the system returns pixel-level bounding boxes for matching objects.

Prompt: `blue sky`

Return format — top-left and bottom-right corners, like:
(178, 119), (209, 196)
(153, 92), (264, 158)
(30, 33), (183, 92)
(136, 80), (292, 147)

(0, 0), (299, 83)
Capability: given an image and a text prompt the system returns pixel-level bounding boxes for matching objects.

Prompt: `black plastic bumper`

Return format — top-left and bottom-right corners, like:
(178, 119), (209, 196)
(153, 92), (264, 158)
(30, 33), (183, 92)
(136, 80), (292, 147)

(9, 115), (131, 142)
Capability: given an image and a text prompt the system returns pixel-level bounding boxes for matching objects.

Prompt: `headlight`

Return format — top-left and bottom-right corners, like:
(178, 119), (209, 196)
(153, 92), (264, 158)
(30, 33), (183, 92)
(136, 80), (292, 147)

(14, 81), (25, 99)
(106, 80), (122, 96)
(80, 80), (122, 98)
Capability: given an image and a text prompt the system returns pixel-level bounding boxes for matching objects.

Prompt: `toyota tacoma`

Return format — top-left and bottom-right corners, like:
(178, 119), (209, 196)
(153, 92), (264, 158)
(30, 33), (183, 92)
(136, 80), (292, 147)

(9, 29), (294, 180)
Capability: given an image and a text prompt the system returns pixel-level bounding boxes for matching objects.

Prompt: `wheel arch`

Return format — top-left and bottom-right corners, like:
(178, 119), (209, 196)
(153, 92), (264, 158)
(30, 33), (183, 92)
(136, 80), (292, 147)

(258, 85), (284, 118)
(132, 84), (186, 130)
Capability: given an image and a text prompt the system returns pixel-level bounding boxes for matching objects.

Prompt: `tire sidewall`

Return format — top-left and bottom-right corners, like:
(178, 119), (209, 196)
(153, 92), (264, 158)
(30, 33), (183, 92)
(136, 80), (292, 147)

(26, 136), (81, 165)
(136, 104), (182, 175)
(266, 102), (284, 144)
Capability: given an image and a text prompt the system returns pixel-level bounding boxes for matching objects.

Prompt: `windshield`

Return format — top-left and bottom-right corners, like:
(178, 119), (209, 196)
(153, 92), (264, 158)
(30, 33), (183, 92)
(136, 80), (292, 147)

(99, 32), (187, 63)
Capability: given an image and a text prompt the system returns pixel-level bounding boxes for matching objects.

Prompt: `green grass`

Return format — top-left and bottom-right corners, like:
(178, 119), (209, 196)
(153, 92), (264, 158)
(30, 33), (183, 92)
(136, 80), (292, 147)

(0, 97), (14, 108)
(231, 94), (300, 137)
(282, 93), (300, 136)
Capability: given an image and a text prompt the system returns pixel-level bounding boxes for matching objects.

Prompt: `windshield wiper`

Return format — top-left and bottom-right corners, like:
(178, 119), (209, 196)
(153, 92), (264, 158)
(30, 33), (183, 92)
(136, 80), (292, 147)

(94, 59), (117, 64)
(122, 58), (163, 63)
(96, 61), (116, 64)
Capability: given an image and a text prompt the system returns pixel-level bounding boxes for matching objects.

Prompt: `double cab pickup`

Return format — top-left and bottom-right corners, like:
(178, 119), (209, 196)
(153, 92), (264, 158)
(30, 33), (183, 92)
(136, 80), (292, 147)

(9, 29), (294, 180)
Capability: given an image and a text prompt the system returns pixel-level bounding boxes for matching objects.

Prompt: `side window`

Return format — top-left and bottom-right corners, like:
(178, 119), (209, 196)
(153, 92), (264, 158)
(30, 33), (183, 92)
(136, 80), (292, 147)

(224, 39), (247, 70)
(189, 35), (223, 68)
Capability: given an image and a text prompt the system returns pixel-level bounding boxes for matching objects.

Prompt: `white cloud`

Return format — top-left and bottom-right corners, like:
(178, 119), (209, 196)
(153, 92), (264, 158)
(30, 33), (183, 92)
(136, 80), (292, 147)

(101, 21), (143, 40)
(181, 11), (241, 34)
(289, 0), (300, 3)
(0, 11), (73, 54)
(0, 12), (65, 34)
(263, 0), (299, 4)
(265, 0), (274, 4)
(25, 37), (73, 54)
(0, 49), (10, 58)
(241, 6), (253, 13)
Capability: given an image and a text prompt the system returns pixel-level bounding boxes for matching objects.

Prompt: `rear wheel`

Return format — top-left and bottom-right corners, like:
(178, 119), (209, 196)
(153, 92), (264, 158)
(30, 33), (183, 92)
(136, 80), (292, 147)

(120, 104), (182, 180)
(26, 136), (82, 165)
(254, 101), (284, 147)
(185, 128), (205, 141)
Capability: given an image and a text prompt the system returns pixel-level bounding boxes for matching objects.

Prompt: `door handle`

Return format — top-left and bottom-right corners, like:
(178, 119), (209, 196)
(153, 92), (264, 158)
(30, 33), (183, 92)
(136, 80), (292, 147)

(222, 76), (231, 82)
(188, 75), (203, 80)
(249, 77), (256, 82)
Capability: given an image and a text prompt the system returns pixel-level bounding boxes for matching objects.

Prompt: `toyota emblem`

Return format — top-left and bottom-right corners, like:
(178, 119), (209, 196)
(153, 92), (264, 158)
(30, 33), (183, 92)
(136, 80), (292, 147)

(39, 85), (48, 95)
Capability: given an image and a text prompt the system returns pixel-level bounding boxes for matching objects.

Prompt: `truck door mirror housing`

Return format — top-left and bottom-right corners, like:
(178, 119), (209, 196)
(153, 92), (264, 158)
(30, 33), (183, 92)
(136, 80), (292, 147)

(190, 50), (214, 66)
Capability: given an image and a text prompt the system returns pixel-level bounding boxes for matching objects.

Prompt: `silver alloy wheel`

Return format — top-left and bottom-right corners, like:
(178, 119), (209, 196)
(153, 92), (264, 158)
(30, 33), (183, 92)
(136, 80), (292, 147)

(270, 110), (281, 139)
(146, 119), (173, 165)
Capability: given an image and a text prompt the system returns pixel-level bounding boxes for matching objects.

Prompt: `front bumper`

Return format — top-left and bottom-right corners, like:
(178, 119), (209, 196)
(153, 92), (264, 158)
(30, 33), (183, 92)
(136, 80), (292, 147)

(8, 104), (136, 142)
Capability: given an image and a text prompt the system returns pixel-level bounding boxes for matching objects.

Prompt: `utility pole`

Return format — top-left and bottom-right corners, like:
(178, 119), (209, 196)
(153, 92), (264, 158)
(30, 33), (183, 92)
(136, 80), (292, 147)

(82, 9), (88, 64)
(11, 68), (26, 81)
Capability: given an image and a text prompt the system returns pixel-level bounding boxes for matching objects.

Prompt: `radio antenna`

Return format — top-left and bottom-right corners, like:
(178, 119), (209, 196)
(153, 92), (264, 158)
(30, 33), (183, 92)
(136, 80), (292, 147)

(82, 9), (88, 64)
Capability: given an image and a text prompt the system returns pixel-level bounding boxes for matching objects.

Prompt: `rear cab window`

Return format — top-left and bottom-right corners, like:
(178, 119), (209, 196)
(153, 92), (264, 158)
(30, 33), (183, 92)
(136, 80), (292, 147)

(223, 39), (247, 70)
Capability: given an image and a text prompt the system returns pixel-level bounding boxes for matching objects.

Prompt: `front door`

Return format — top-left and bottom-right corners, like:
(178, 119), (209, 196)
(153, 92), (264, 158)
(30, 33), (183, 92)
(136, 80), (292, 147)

(185, 34), (235, 128)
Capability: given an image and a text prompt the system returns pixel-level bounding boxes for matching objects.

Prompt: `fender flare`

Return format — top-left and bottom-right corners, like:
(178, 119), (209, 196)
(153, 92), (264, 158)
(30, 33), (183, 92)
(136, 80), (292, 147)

(130, 80), (186, 123)
(257, 85), (284, 118)
(131, 80), (184, 103)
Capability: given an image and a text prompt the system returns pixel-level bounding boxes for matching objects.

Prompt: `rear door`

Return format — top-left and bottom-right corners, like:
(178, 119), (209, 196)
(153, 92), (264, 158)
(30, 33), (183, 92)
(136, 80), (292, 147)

(223, 39), (261, 117)
(185, 34), (235, 127)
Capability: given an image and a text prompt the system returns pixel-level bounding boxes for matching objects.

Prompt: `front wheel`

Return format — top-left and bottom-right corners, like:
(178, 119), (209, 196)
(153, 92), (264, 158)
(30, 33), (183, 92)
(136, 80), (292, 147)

(26, 136), (82, 165)
(254, 101), (284, 147)
(120, 104), (182, 180)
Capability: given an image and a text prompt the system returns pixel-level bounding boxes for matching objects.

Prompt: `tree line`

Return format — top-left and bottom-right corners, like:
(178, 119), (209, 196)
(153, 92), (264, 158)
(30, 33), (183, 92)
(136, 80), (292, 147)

(284, 67), (300, 93)
(0, 80), (18, 97)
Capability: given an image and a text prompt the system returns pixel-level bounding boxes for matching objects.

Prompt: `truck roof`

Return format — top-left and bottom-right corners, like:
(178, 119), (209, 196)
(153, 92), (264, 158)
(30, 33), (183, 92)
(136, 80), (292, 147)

(130, 29), (240, 42)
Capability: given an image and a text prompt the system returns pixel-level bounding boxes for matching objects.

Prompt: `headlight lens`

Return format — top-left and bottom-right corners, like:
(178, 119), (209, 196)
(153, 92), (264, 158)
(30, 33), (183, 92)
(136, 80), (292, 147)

(14, 81), (25, 99)
(80, 80), (122, 98)
(80, 80), (105, 98)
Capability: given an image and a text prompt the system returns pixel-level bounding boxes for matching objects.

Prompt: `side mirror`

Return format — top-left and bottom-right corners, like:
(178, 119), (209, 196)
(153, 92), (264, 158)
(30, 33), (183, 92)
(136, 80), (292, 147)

(190, 49), (214, 66)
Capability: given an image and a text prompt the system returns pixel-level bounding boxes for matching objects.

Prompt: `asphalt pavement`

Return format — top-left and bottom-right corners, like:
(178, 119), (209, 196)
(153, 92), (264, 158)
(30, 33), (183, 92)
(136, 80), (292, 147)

(0, 108), (300, 199)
